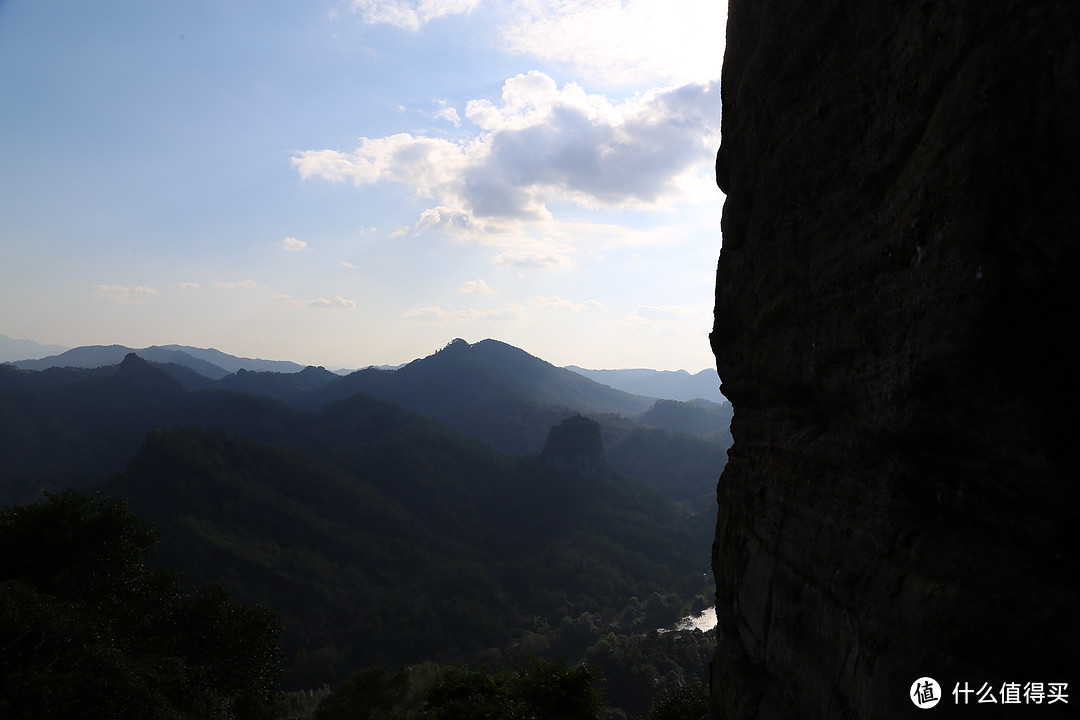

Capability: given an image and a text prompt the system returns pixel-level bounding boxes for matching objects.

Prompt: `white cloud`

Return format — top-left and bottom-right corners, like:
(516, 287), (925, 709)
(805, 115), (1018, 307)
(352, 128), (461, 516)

(494, 250), (573, 271)
(291, 72), (719, 247)
(633, 305), (708, 320)
(173, 282), (200, 290)
(458, 279), (494, 294)
(340, 261), (357, 269)
(501, 0), (727, 86)
(216, 280), (260, 290)
(534, 295), (607, 312)
(308, 296), (357, 309)
(90, 285), (158, 304)
(281, 236), (308, 252)
(402, 306), (448, 325)
(345, 1), (725, 86)
(434, 100), (461, 126)
(277, 294), (358, 309)
(404, 303), (524, 325)
(349, 0), (481, 31)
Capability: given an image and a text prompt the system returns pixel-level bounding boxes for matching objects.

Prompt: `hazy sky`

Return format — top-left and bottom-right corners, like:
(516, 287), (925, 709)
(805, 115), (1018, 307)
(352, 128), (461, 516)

(0, 0), (726, 370)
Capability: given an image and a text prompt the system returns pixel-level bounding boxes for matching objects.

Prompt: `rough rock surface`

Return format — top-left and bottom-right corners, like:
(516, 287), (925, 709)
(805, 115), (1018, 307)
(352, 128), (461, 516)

(710, 1), (1079, 718)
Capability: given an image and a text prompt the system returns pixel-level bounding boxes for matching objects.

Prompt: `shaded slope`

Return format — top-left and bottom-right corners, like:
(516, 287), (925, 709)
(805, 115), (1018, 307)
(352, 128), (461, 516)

(300, 339), (656, 454)
(0, 354), (188, 501)
(98, 408), (709, 687)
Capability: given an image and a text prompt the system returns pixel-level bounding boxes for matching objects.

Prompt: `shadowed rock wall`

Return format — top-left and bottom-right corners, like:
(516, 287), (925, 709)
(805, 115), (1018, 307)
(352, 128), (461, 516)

(710, 1), (1079, 717)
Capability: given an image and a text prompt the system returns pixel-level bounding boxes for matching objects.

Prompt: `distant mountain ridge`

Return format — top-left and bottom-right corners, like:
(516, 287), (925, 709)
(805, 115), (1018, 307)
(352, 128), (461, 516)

(0, 334), (70, 363)
(0, 345), (724, 710)
(1, 341), (732, 506)
(11, 343), (304, 377)
(8, 338), (717, 402)
(564, 366), (725, 404)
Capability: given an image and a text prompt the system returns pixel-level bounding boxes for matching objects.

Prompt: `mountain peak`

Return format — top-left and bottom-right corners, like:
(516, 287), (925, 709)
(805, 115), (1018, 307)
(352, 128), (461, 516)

(118, 351), (152, 372)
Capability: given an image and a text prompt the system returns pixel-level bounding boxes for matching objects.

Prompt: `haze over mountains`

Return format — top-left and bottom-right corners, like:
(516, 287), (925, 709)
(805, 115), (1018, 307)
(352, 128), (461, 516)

(1, 338), (731, 502)
(0, 337), (726, 711)
(2, 334), (723, 402)
(0, 334), (70, 363)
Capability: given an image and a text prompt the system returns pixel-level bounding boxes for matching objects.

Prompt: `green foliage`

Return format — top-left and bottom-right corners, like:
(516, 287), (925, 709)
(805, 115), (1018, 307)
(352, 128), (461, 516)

(584, 629), (715, 716)
(0, 490), (286, 720)
(604, 423), (730, 504)
(313, 666), (412, 720)
(1, 353), (724, 714)
(646, 683), (709, 720)
(282, 686), (332, 720)
(315, 658), (605, 720)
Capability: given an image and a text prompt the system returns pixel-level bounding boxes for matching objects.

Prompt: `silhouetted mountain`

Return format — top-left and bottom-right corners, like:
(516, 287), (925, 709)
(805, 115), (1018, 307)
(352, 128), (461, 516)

(12, 343), (304, 377)
(0, 354), (311, 503)
(638, 398), (734, 438)
(603, 422), (731, 504)
(541, 415), (609, 479)
(0, 362), (116, 393)
(94, 405), (708, 686)
(216, 365), (340, 402)
(564, 366), (725, 403)
(296, 339), (657, 454)
(0, 341), (733, 507)
(13, 344), (229, 378)
(156, 344), (305, 374)
(0, 334), (69, 363)
(1, 345), (719, 707)
(0, 354), (188, 501)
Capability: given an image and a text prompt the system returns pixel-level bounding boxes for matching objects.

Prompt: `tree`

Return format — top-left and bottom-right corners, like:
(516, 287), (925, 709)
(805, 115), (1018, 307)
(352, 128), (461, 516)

(646, 684), (709, 720)
(313, 665), (411, 720)
(0, 490), (285, 720)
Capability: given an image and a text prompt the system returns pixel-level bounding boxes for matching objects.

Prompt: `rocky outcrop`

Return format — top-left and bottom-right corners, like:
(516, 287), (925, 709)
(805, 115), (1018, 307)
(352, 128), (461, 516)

(541, 415), (609, 480)
(710, 1), (1079, 718)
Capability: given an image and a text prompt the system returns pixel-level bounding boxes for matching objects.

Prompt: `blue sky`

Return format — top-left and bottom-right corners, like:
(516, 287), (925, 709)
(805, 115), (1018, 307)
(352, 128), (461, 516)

(0, 0), (726, 370)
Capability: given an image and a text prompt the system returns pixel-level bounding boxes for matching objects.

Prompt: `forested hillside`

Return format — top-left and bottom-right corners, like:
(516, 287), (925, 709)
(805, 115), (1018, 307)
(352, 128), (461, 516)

(0, 347), (721, 715)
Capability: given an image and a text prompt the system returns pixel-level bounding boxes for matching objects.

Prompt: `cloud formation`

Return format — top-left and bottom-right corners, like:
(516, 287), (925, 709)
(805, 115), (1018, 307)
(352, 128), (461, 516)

(632, 305), (706, 320)
(350, 0), (480, 31)
(501, 0), (728, 86)
(216, 280), (260, 290)
(292, 72), (718, 246)
(90, 285), (158, 304)
(277, 294), (358, 309)
(281, 236), (308, 252)
(534, 295), (607, 312)
(434, 100), (461, 126)
(493, 250), (573, 271)
(458, 279), (494, 294)
(348, 0), (726, 85)
(404, 304), (524, 325)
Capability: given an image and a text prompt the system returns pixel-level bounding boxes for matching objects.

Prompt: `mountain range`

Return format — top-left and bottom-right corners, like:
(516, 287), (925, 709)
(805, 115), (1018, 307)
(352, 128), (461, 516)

(8, 341), (305, 377)
(564, 365), (724, 403)
(0, 345), (722, 708)
(0, 339), (731, 504)
(0, 334), (70, 363)
(3, 335), (721, 403)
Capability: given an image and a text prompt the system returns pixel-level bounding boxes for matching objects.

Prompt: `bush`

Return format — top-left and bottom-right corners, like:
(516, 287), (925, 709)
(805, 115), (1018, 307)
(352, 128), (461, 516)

(0, 490), (286, 720)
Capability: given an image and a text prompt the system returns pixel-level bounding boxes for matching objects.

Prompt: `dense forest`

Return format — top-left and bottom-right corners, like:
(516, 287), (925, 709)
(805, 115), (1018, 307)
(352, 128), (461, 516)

(0, 341), (727, 717)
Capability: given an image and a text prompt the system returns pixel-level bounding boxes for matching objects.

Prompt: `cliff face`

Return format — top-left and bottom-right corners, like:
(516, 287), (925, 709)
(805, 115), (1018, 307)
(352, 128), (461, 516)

(710, 1), (1079, 718)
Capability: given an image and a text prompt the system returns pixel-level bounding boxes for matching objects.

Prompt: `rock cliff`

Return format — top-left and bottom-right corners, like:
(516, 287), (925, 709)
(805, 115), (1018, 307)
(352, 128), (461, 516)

(541, 415), (609, 480)
(710, 1), (1079, 718)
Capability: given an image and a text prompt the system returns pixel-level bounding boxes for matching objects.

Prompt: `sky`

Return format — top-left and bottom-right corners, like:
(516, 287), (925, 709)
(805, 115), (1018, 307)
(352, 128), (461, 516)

(0, 0), (727, 371)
